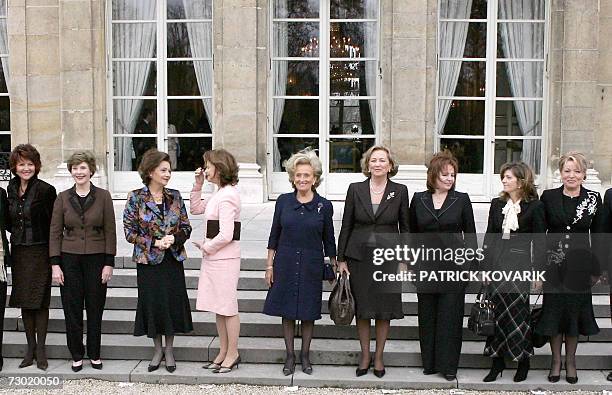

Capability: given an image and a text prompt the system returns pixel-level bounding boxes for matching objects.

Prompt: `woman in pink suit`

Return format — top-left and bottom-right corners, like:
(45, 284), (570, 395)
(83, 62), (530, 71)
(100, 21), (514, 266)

(190, 149), (241, 374)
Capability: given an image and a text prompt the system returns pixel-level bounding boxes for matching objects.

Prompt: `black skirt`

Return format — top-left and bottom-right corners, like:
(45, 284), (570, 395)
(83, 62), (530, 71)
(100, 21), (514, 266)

(535, 292), (599, 337)
(134, 252), (193, 337)
(8, 244), (51, 309)
(347, 257), (404, 320)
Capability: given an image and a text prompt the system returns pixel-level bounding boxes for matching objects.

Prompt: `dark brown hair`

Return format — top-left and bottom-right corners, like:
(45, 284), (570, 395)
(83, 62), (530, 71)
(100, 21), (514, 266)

(204, 149), (239, 187)
(499, 161), (538, 202)
(9, 144), (42, 176)
(138, 149), (171, 185)
(67, 151), (97, 176)
(426, 150), (459, 193)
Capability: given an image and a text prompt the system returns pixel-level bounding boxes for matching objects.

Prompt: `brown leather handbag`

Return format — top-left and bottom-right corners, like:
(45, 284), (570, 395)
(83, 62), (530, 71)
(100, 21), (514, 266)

(328, 272), (355, 326)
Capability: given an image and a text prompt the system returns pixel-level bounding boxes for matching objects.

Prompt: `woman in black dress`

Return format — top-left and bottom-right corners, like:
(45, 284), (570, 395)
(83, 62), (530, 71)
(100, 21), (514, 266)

(6, 144), (57, 370)
(603, 187), (612, 383)
(409, 151), (477, 381)
(0, 186), (10, 372)
(481, 162), (546, 382)
(337, 145), (409, 378)
(123, 149), (193, 373)
(536, 152), (605, 384)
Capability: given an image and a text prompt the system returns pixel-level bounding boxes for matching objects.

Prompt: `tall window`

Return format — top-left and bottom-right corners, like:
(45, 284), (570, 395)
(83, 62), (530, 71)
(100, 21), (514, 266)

(110, 0), (213, 172)
(271, 0), (379, 175)
(437, 0), (546, 175)
(0, 0), (10, 156)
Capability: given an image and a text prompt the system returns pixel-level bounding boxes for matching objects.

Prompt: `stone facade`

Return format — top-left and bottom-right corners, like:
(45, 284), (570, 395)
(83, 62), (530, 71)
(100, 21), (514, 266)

(4, 0), (612, 201)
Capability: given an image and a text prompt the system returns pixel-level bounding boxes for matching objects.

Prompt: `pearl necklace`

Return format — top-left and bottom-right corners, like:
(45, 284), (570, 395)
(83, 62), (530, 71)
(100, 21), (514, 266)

(369, 181), (386, 195)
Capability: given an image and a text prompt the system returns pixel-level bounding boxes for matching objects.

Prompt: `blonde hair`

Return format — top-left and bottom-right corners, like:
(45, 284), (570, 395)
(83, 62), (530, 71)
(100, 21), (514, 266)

(360, 145), (399, 178)
(285, 148), (323, 190)
(558, 151), (588, 179)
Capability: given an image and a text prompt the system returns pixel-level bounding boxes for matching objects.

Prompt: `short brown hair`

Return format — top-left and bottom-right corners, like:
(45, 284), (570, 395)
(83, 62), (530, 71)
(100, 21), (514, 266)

(67, 151), (97, 176)
(360, 145), (399, 178)
(499, 161), (538, 202)
(9, 144), (42, 176)
(426, 150), (459, 193)
(138, 149), (171, 185)
(203, 149), (239, 187)
(558, 151), (588, 179)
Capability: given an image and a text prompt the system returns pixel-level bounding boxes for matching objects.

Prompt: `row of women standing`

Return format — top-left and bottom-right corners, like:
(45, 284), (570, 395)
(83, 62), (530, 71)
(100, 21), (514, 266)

(0, 144), (242, 374)
(262, 146), (612, 385)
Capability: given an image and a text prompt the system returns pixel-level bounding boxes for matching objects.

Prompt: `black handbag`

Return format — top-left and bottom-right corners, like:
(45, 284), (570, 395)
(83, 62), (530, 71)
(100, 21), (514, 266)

(467, 284), (496, 337)
(323, 262), (335, 281)
(328, 272), (355, 325)
(206, 220), (241, 241)
(530, 292), (547, 348)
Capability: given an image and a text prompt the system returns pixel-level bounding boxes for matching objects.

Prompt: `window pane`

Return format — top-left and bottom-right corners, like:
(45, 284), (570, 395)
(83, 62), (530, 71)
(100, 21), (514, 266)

(440, 0), (486, 19)
(439, 22), (486, 58)
(168, 136), (212, 171)
(167, 23), (212, 58)
(113, 99), (156, 134)
(273, 0), (319, 19)
(437, 100), (485, 135)
(498, 0), (545, 20)
(330, 22), (377, 59)
(114, 137), (157, 171)
(329, 138), (374, 173)
(113, 23), (157, 58)
(112, 0), (156, 20)
(330, 99), (375, 135)
(113, 62), (157, 96)
(0, 96), (9, 131)
(495, 100), (542, 137)
(330, 61), (376, 96)
(167, 0), (212, 19)
(273, 22), (320, 58)
(494, 139), (541, 173)
(330, 0), (378, 19)
(273, 61), (319, 96)
(496, 62), (543, 97)
(273, 137), (319, 172)
(273, 99), (319, 134)
(167, 61), (212, 96)
(0, 0), (6, 17)
(438, 61), (485, 97)
(0, 134), (9, 153)
(497, 23), (544, 59)
(0, 63), (7, 93)
(168, 99), (212, 134)
(440, 138), (484, 174)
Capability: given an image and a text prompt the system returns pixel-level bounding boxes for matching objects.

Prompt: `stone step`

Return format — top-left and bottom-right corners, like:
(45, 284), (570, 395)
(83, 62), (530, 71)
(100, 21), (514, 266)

(7, 286), (611, 318)
(2, 358), (609, 391)
(3, 332), (609, 369)
(5, 308), (612, 342)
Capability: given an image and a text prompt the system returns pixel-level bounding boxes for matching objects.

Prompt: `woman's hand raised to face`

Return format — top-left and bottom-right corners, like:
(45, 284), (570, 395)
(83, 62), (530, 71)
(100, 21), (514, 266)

(194, 167), (205, 186)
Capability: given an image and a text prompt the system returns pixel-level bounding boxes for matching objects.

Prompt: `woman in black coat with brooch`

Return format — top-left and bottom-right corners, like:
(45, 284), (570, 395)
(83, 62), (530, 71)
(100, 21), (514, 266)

(481, 162), (546, 383)
(535, 151), (606, 384)
(409, 151), (477, 381)
(602, 186), (612, 383)
(337, 145), (409, 378)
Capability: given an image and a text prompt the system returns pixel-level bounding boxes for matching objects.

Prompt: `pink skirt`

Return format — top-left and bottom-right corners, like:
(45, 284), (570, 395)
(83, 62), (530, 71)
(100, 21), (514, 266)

(196, 257), (240, 316)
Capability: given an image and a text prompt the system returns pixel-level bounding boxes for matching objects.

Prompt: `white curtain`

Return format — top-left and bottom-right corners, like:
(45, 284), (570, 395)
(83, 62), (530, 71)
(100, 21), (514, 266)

(272, 0), (288, 171)
(113, 0), (156, 170)
(0, 15), (9, 91)
(499, 0), (544, 169)
(437, 0), (473, 133)
(364, 0), (378, 129)
(182, 0), (213, 129)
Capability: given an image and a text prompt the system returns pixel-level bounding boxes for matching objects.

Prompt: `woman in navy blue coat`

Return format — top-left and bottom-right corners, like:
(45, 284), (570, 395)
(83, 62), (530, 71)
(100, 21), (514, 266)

(263, 149), (336, 376)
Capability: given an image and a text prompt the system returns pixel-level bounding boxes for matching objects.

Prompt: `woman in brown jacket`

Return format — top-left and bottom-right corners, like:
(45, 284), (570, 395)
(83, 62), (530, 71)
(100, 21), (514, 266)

(50, 151), (116, 372)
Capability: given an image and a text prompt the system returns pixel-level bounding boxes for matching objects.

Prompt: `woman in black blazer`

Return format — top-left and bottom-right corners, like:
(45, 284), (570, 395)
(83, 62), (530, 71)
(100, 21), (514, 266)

(409, 151), (477, 381)
(481, 162), (546, 383)
(337, 145), (409, 378)
(535, 152), (605, 384)
(603, 187), (612, 383)
(0, 186), (10, 372)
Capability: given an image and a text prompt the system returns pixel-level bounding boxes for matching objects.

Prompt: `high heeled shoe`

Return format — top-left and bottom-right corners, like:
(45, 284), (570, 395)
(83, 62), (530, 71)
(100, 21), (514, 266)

(213, 355), (241, 373)
(373, 368), (386, 378)
(513, 358), (529, 382)
(547, 360), (561, 383)
(422, 368), (438, 375)
(483, 357), (505, 382)
(300, 352), (313, 375)
(282, 354), (296, 376)
(19, 347), (36, 368)
(444, 374), (456, 381)
(202, 361), (221, 370)
(71, 361), (83, 372)
(148, 356), (164, 372)
(35, 345), (48, 371)
(91, 360), (103, 370)
(565, 359), (578, 384)
(166, 364), (176, 373)
(356, 355), (372, 377)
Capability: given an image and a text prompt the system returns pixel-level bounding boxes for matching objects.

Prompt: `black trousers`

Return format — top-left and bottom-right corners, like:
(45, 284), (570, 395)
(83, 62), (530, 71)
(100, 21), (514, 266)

(417, 292), (465, 375)
(0, 280), (6, 358)
(60, 253), (107, 361)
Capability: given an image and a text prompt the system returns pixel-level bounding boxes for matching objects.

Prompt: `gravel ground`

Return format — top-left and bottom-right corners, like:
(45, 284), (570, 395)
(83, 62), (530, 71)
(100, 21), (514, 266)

(0, 380), (604, 395)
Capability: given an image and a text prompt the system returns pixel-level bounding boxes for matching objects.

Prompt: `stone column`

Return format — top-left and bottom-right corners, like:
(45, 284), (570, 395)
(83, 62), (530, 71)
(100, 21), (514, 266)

(595, 0), (612, 186)
(215, 0), (263, 202)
